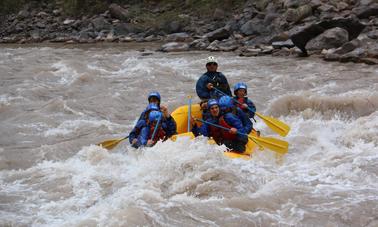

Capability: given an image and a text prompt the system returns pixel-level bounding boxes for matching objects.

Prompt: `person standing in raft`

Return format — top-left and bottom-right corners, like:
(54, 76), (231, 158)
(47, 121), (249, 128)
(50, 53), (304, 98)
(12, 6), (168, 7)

(191, 99), (223, 144)
(195, 56), (232, 111)
(217, 95), (253, 153)
(133, 110), (177, 148)
(233, 82), (256, 119)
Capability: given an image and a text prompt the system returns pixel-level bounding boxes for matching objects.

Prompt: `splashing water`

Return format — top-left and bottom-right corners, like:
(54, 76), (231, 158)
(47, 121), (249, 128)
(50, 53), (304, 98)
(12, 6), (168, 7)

(0, 44), (377, 226)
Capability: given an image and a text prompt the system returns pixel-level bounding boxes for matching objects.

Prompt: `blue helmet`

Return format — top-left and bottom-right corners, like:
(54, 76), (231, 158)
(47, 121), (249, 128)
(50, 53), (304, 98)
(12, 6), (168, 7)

(148, 111), (162, 122)
(148, 92), (161, 102)
(207, 99), (219, 109)
(145, 103), (159, 112)
(218, 95), (234, 110)
(233, 82), (248, 95)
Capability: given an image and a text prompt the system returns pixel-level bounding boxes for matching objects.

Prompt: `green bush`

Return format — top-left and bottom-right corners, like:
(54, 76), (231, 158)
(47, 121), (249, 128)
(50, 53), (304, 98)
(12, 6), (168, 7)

(0, 0), (26, 15)
(61, 0), (109, 16)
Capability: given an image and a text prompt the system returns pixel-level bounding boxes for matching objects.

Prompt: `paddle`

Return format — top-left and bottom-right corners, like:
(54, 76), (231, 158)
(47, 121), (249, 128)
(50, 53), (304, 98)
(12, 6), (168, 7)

(148, 114), (162, 146)
(195, 118), (288, 155)
(187, 95), (192, 132)
(213, 87), (290, 137)
(97, 136), (129, 150)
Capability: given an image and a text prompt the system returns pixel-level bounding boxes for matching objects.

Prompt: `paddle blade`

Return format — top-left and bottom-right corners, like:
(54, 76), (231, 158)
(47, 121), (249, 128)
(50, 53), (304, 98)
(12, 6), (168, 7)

(256, 112), (291, 137)
(97, 138), (126, 150)
(249, 135), (289, 155)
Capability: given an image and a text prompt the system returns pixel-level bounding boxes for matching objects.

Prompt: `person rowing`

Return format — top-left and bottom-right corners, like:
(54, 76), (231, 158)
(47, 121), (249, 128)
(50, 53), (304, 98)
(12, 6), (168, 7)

(217, 95), (253, 153)
(133, 110), (177, 148)
(233, 82), (256, 119)
(129, 91), (177, 148)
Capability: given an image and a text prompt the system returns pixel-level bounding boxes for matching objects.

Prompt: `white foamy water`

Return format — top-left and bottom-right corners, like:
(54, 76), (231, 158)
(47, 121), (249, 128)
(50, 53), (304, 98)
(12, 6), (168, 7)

(0, 44), (377, 226)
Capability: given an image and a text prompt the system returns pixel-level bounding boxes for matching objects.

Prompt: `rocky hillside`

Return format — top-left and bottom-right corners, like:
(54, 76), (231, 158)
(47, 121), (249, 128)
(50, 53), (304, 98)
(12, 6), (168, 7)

(1, 0), (377, 64)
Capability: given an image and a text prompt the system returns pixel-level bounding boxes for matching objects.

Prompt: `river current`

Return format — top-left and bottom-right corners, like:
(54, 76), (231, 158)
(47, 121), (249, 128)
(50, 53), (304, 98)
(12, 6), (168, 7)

(0, 44), (377, 226)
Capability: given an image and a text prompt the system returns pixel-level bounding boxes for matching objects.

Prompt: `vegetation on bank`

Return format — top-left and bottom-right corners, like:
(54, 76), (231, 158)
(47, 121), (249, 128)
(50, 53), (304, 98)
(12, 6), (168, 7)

(1, 0), (246, 34)
(1, 0), (246, 16)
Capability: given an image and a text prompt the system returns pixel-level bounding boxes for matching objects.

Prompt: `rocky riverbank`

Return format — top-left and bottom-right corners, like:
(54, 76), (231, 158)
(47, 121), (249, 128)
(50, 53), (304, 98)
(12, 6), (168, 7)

(1, 0), (377, 64)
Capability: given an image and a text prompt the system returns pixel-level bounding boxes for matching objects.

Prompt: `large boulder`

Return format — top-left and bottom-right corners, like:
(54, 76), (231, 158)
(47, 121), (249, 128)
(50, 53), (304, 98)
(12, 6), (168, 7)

(206, 39), (239, 51)
(91, 16), (111, 32)
(286, 4), (313, 23)
(367, 30), (378, 39)
(204, 26), (231, 42)
(272, 39), (295, 49)
(158, 42), (189, 52)
(109, 4), (130, 21)
(189, 38), (210, 50)
(113, 23), (129, 36)
(333, 39), (361, 55)
(240, 17), (268, 36)
(306, 27), (349, 51)
(353, 3), (378, 19)
(166, 32), (192, 42)
(290, 17), (365, 56)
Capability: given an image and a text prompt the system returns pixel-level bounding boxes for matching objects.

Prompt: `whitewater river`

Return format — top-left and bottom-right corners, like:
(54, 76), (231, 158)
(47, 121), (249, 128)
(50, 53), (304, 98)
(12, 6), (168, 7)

(1, 44), (377, 226)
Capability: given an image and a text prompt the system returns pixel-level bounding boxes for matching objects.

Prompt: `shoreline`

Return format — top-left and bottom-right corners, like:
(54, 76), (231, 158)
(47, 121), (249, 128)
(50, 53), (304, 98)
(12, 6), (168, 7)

(1, 1), (377, 64)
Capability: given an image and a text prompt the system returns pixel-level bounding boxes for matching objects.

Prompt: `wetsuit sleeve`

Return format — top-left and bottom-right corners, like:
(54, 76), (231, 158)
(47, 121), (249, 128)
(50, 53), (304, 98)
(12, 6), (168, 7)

(192, 122), (209, 137)
(136, 126), (150, 147)
(246, 98), (256, 118)
(196, 74), (211, 100)
(218, 72), (232, 96)
(164, 116), (177, 137)
(224, 113), (248, 140)
(198, 123), (210, 137)
(128, 120), (146, 143)
(237, 109), (253, 134)
(192, 123), (200, 136)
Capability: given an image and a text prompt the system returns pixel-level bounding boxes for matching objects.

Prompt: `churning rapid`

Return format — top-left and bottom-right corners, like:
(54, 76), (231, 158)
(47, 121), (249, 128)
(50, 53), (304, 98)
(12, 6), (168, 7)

(1, 44), (377, 226)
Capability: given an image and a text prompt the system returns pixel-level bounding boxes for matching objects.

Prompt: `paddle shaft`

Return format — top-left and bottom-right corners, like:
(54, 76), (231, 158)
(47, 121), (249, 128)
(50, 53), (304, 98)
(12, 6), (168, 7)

(195, 118), (247, 138)
(188, 97), (192, 132)
(195, 118), (265, 149)
(151, 115), (162, 141)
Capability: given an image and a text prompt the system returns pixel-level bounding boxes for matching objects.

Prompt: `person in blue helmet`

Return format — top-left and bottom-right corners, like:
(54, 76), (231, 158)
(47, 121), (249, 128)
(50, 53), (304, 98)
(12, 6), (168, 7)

(217, 95), (253, 153)
(233, 82), (256, 119)
(129, 103), (159, 147)
(137, 91), (161, 121)
(196, 56), (232, 109)
(129, 91), (177, 147)
(191, 99), (223, 144)
(134, 110), (177, 148)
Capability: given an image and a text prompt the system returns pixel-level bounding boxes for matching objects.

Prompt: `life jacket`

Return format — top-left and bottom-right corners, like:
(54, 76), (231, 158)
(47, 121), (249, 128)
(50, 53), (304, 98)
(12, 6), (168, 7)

(148, 124), (166, 143)
(219, 115), (237, 140)
(235, 97), (248, 111)
(208, 124), (223, 144)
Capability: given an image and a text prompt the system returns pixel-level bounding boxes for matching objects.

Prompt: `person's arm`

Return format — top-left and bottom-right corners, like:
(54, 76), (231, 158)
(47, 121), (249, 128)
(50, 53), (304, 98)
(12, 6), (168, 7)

(198, 122), (210, 137)
(224, 113), (248, 140)
(164, 115), (177, 137)
(246, 98), (256, 118)
(136, 126), (150, 147)
(218, 72), (232, 96)
(137, 110), (147, 121)
(128, 120), (145, 144)
(237, 109), (253, 134)
(196, 74), (211, 100)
